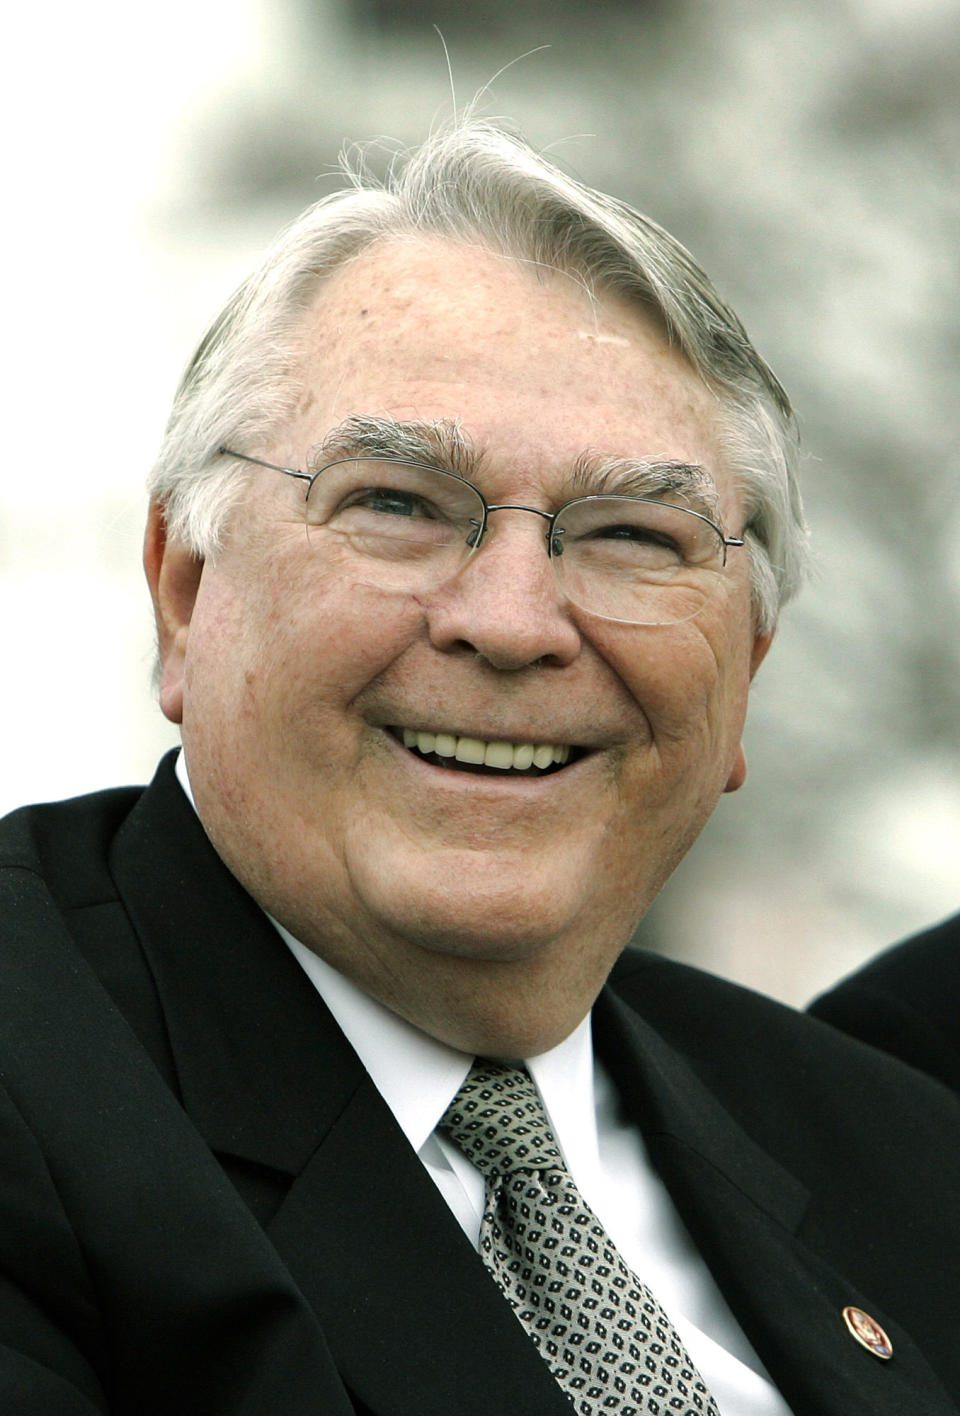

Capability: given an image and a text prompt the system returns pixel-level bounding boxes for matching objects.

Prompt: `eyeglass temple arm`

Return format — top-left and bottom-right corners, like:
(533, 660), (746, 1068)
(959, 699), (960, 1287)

(217, 445), (312, 484)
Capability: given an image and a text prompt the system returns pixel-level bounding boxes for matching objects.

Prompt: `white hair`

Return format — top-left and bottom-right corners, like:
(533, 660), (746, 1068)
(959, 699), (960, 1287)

(149, 120), (807, 631)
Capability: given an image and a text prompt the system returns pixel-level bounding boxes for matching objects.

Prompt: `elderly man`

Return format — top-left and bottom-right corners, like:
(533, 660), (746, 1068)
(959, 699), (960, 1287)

(2, 123), (959, 1415)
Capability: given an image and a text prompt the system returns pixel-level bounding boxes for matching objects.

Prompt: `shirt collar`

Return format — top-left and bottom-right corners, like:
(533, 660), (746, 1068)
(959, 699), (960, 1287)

(280, 928), (474, 1153)
(280, 927), (599, 1171)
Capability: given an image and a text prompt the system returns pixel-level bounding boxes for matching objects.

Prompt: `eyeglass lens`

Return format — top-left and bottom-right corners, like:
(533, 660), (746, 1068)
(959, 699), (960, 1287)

(303, 458), (728, 626)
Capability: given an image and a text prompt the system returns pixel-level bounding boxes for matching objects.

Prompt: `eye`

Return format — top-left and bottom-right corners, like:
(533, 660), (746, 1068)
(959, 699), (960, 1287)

(555, 496), (718, 570)
(342, 486), (439, 520)
(566, 513), (686, 566)
(589, 521), (681, 551)
(305, 458), (485, 554)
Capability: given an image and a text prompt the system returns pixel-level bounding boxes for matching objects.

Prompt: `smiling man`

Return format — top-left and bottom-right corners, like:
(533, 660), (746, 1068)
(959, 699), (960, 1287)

(2, 123), (960, 1416)
(154, 234), (766, 1063)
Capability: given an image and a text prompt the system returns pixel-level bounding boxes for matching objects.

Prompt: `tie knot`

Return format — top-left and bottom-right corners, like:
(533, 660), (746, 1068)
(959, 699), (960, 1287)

(440, 1059), (563, 1178)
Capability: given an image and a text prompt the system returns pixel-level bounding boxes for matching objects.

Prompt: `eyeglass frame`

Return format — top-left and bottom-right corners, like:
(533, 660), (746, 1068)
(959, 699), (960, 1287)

(216, 444), (746, 618)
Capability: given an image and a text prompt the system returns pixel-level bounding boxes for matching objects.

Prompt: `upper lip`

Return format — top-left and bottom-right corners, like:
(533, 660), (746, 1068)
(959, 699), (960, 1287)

(389, 723), (585, 748)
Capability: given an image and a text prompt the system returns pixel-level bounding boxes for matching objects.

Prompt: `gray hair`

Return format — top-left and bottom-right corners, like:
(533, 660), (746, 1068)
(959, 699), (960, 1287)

(149, 120), (807, 632)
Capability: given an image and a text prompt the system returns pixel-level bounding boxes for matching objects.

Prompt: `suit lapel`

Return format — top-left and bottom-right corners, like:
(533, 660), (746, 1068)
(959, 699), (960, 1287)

(109, 754), (358, 1174)
(268, 1071), (573, 1416)
(594, 985), (955, 1416)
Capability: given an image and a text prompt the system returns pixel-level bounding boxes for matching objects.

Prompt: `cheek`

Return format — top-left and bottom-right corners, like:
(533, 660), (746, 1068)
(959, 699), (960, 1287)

(189, 559), (429, 730)
(594, 625), (710, 723)
(595, 614), (752, 767)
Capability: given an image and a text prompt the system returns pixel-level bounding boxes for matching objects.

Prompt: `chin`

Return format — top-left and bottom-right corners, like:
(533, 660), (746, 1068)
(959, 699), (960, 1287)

(358, 859), (586, 961)
(387, 900), (565, 965)
(406, 939), (611, 1060)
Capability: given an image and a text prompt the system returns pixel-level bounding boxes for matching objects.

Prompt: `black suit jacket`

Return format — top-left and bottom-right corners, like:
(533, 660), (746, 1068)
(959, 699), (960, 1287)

(810, 912), (960, 1092)
(2, 753), (960, 1415)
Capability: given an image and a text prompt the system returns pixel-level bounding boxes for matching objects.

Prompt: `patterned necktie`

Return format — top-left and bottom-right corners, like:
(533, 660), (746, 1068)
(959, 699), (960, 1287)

(440, 1059), (721, 1416)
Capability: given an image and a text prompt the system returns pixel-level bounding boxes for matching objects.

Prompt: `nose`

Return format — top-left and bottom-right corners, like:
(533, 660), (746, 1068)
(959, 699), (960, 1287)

(421, 510), (582, 671)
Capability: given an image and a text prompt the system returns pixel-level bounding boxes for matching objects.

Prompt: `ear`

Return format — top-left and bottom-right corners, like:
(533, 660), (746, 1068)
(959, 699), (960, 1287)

(144, 501), (204, 725)
(749, 627), (775, 679)
(723, 627), (776, 794)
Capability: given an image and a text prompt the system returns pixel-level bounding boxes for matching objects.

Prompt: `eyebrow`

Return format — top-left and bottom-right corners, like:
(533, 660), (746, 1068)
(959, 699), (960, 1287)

(309, 415), (718, 518)
(309, 415), (480, 481)
(569, 454), (720, 520)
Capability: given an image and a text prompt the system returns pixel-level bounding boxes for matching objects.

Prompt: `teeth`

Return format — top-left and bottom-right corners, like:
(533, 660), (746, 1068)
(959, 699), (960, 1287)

(484, 741), (515, 769)
(455, 736), (486, 765)
(396, 729), (573, 772)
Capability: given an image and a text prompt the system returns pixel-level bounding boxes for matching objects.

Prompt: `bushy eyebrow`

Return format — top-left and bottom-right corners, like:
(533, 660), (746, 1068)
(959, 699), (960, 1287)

(309, 415), (718, 519)
(569, 454), (720, 520)
(309, 415), (480, 481)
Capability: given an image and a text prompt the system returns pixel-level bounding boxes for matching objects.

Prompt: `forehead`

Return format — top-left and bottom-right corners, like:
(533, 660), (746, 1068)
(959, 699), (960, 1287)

(282, 237), (727, 498)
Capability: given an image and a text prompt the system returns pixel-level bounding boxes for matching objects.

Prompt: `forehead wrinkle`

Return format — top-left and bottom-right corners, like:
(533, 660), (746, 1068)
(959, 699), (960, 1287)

(307, 414), (481, 482)
(569, 454), (720, 519)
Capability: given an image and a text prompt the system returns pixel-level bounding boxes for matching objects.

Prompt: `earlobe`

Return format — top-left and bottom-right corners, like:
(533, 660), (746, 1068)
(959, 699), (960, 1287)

(724, 744), (747, 794)
(750, 629), (775, 679)
(144, 501), (204, 726)
(724, 628), (775, 793)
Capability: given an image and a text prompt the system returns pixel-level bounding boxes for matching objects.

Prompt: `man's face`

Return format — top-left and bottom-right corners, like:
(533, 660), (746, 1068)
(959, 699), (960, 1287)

(149, 237), (770, 1056)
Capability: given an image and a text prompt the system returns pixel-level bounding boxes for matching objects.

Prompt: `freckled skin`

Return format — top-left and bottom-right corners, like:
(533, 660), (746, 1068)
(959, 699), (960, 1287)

(147, 237), (770, 1058)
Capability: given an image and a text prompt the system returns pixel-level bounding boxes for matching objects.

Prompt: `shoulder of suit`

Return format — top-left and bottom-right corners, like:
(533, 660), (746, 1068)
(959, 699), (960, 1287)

(606, 942), (956, 1090)
(0, 780), (146, 908)
(609, 943), (798, 1018)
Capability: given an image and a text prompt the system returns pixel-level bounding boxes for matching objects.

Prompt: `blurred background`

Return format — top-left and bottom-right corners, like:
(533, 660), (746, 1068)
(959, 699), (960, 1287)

(2, 0), (958, 1005)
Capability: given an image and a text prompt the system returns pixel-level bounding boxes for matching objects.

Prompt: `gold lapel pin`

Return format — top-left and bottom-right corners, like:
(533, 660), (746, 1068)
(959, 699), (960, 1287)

(842, 1306), (893, 1360)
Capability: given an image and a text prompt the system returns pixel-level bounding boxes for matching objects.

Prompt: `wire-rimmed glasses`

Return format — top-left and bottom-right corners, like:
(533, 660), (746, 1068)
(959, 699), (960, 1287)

(218, 447), (744, 627)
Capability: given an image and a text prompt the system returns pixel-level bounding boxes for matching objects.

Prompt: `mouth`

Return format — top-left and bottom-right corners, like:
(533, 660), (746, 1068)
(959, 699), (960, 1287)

(389, 727), (582, 777)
